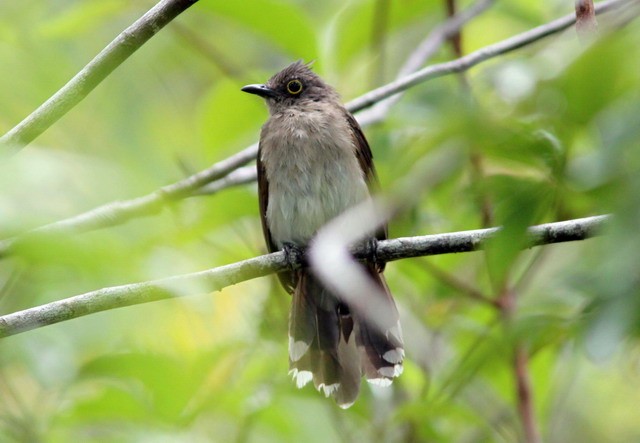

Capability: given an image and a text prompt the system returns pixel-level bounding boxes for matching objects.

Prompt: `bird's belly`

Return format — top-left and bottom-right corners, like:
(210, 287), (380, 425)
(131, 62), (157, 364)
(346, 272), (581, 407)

(267, 165), (369, 247)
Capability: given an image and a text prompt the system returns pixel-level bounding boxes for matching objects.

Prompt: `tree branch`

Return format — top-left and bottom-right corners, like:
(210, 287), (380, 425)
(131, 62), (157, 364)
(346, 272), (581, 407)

(191, 165), (257, 196)
(372, 215), (609, 262)
(0, 144), (257, 257)
(0, 0), (200, 154)
(0, 215), (609, 339)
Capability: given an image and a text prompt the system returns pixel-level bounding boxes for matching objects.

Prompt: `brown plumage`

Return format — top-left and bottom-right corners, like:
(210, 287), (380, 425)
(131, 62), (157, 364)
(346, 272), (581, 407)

(243, 61), (403, 408)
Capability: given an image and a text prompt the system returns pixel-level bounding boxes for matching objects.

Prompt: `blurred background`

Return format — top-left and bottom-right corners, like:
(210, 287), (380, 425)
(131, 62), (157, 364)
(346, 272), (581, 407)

(1, 0), (640, 441)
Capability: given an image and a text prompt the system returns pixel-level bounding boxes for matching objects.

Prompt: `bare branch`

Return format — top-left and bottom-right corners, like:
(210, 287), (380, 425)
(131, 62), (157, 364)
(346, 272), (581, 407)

(192, 165), (257, 196)
(0, 144), (257, 257)
(0, 0), (200, 154)
(375, 215), (609, 262)
(0, 250), (287, 339)
(0, 215), (609, 339)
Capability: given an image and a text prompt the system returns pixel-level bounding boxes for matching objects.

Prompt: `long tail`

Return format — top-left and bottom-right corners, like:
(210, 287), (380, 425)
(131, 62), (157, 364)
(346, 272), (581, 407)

(288, 268), (403, 408)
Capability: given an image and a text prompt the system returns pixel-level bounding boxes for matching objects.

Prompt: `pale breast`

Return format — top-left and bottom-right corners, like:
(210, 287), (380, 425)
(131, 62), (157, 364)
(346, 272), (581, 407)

(260, 107), (370, 247)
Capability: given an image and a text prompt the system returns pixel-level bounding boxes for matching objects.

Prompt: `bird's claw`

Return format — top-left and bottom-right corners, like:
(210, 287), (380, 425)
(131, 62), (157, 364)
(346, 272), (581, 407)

(282, 242), (306, 271)
(362, 237), (385, 271)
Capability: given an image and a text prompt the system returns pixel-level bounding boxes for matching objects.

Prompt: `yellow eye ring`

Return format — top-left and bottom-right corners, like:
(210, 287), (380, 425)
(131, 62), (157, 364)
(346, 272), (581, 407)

(286, 79), (303, 95)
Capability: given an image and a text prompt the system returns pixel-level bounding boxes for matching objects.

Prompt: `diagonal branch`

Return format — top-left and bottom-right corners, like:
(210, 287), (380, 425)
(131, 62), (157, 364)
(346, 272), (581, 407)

(347, 0), (629, 112)
(192, 165), (257, 196)
(0, 144), (257, 258)
(0, 0), (200, 155)
(0, 215), (609, 339)
(357, 0), (494, 126)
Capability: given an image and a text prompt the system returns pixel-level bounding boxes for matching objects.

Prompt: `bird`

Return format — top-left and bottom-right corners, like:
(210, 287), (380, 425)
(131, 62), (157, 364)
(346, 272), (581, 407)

(242, 61), (403, 408)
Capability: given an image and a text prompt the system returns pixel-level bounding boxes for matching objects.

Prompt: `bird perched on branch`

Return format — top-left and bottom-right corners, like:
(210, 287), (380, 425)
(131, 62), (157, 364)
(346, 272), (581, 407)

(242, 61), (403, 408)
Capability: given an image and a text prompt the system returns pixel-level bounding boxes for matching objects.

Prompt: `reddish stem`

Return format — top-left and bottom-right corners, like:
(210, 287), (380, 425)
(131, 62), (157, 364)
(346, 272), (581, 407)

(498, 288), (541, 443)
(514, 346), (541, 443)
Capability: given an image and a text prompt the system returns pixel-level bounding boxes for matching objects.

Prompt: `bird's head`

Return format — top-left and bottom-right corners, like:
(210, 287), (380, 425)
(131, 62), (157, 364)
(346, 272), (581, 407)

(242, 61), (339, 114)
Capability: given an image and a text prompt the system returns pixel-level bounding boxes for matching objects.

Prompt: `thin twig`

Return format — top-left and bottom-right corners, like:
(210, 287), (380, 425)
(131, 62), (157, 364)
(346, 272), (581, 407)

(0, 215), (609, 339)
(421, 259), (496, 306)
(192, 165), (257, 196)
(497, 286), (540, 443)
(430, 316), (502, 407)
(514, 346), (541, 443)
(171, 22), (245, 78)
(512, 247), (550, 295)
(445, 0), (463, 57)
(0, 144), (257, 257)
(0, 0), (200, 154)
(470, 152), (494, 228)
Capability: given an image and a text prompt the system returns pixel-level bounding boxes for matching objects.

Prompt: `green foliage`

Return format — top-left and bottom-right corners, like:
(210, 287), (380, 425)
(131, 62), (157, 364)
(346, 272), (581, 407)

(1, 1), (640, 442)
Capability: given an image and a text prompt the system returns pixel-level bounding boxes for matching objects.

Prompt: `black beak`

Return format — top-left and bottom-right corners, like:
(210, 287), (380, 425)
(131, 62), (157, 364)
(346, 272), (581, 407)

(241, 83), (277, 99)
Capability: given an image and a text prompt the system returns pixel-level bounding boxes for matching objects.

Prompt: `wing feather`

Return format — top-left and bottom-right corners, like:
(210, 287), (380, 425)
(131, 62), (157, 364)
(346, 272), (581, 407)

(257, 143), (297, 292)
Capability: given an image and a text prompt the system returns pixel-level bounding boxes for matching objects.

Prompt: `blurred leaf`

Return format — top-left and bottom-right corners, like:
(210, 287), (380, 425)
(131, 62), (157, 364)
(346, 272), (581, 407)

(38, 0), (127, 39)
(555, 32), (640, 126)
(197, 78), (265, 158)
(79, 352), (203, 423)
(63, 383), (149, 423)
(201, 0), (317, 57)
(483, 175), (554, 286)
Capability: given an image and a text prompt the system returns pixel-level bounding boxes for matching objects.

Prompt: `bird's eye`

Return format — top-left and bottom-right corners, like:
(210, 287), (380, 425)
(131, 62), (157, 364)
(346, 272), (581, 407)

(286, 79), (303, 95)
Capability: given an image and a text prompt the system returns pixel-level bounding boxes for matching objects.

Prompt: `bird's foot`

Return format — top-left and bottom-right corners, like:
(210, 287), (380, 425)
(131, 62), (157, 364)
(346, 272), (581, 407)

(282, 242), (306, 271)
(361, 237), (385, 271)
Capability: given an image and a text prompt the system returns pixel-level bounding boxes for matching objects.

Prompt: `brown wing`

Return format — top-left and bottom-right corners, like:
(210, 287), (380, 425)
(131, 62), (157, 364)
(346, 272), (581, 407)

(257, 143), (275, 253)
(257, 143), (297, 293)
(345, 112), (377, 188)
(344, 111), (388, 244)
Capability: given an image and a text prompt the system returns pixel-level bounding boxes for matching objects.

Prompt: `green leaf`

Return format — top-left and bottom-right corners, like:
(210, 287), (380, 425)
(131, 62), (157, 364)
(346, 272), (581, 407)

(200, 0), (317, 57)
